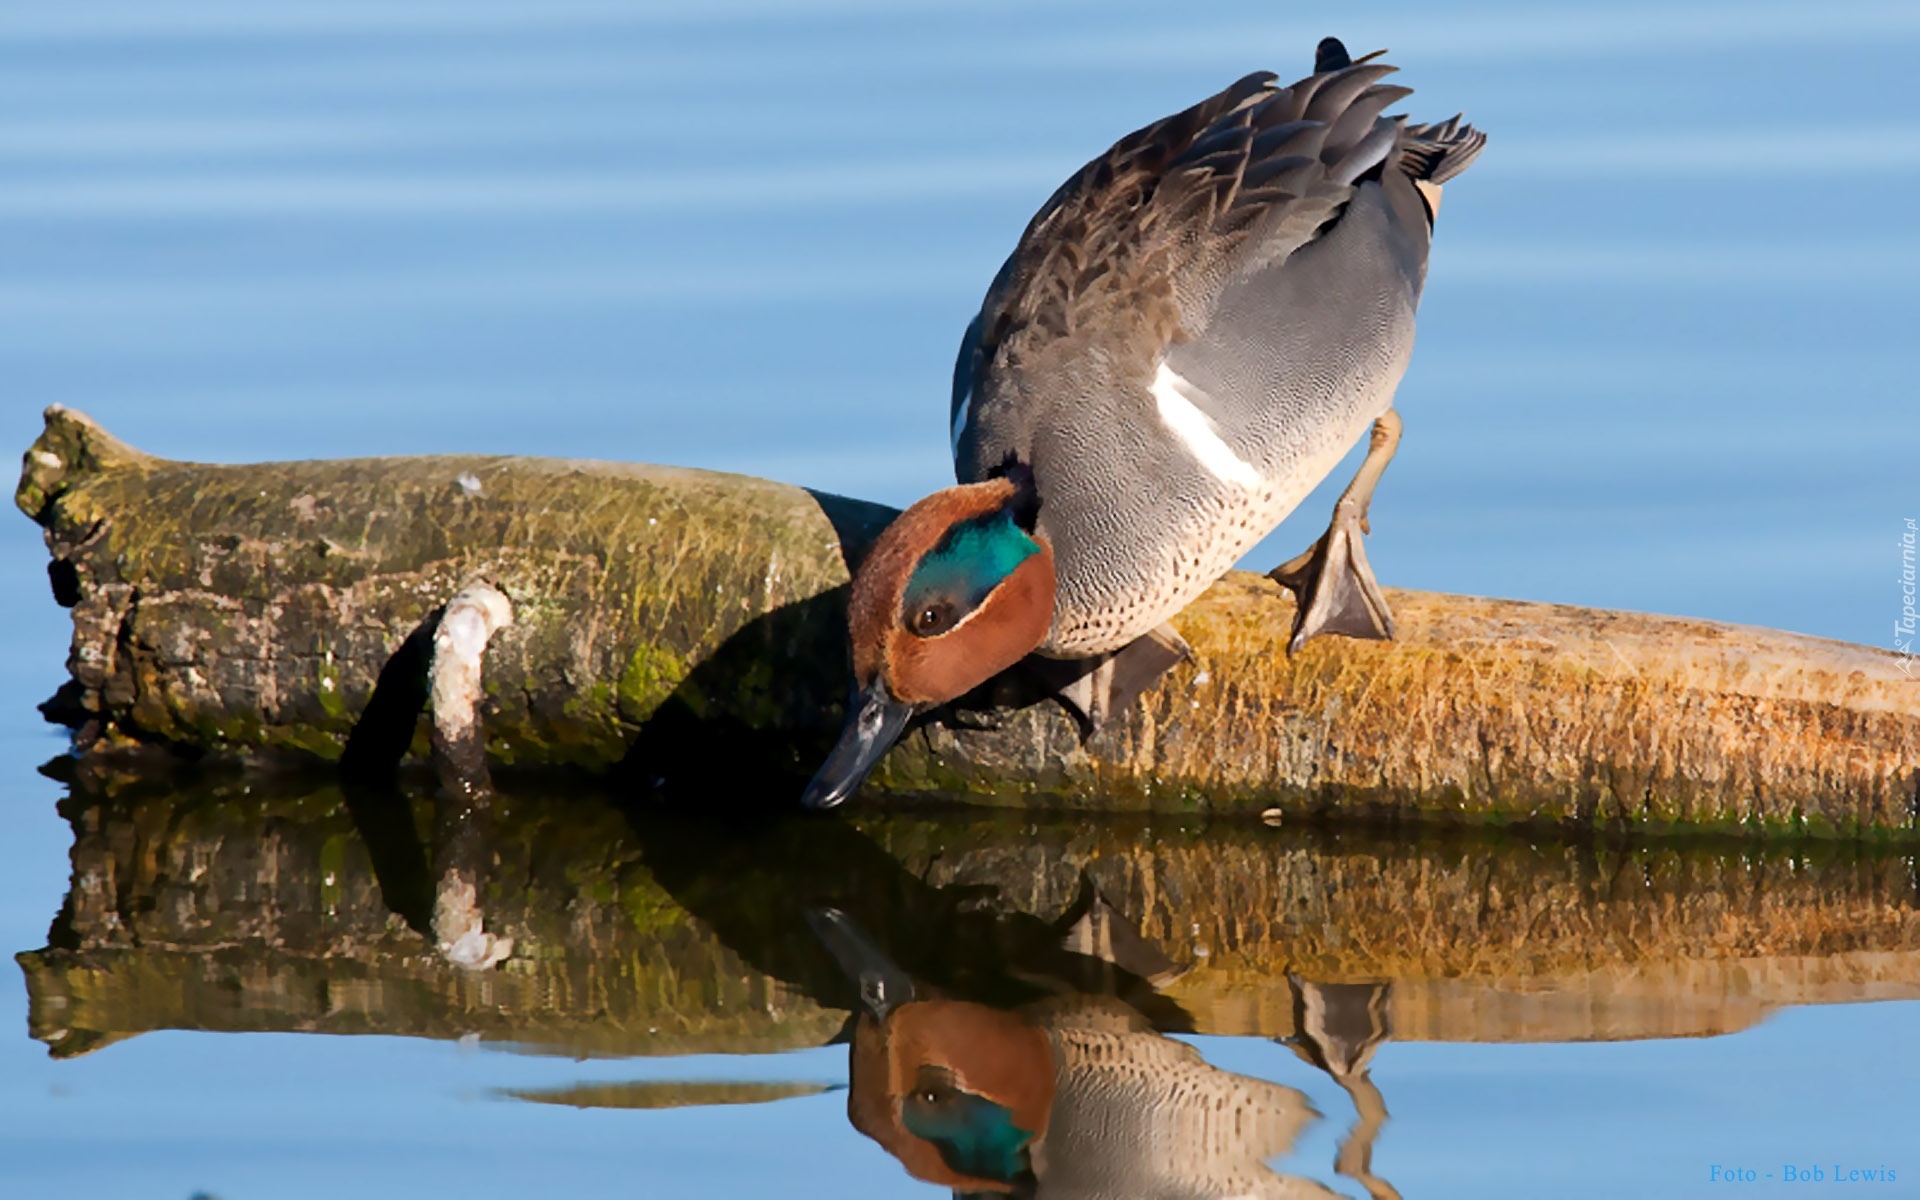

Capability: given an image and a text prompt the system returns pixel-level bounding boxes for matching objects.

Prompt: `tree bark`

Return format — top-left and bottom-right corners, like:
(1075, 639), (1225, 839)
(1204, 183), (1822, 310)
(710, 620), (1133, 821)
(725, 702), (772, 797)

(16, 405), (1920, 832)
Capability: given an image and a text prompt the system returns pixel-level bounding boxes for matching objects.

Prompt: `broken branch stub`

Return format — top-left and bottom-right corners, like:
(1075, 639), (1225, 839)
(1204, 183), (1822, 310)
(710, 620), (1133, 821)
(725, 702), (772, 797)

(428, 580), (514, 799)
(15, 405), (1920, 832)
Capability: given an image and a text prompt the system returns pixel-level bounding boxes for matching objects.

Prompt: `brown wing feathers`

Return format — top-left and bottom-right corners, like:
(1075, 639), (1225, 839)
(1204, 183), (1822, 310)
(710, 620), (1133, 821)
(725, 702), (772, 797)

(970, 43), (1481, 384)
(998, 71), (1280, 344)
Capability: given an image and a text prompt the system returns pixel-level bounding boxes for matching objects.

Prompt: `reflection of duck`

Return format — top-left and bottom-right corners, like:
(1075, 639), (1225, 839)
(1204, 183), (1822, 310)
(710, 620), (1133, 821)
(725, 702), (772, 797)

(814, 908), (1337, 1199)
(803, 35), (1484, 808)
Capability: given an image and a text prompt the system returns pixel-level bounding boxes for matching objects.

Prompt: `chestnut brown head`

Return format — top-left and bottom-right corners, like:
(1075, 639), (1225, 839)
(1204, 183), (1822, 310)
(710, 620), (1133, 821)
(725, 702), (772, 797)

(802, 475), (1054, 810)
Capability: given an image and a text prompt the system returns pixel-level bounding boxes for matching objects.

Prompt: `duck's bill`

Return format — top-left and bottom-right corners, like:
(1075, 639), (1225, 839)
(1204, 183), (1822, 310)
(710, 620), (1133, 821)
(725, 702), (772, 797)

(805, 907), (916, 1019)
(801, 681), (914, 810)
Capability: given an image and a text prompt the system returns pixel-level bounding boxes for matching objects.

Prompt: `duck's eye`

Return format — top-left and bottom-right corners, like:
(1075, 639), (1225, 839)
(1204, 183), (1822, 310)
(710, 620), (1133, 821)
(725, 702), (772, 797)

(911, 601), (958, 637)
(909, 1071), (959, 1108)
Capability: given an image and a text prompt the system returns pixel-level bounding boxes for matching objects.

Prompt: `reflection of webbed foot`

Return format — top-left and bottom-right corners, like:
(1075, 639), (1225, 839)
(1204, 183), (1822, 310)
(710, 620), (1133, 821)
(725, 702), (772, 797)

(1268, 409), (1401, 655)
(1284, 976), (1399, 1200)
(1269, 501), (1396, 654)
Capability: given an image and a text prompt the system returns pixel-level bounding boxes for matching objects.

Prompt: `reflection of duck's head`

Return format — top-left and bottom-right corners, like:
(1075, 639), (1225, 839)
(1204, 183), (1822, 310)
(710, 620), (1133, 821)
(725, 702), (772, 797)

(812, 908), (1055, 1193)
(852, 998), (1056, 1193)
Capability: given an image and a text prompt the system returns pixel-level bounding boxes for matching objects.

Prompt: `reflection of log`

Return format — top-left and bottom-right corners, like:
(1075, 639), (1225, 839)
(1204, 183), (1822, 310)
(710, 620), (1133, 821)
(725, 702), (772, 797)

(17, 776), (1920, 1059)
(16, 407), (1920, 827)
(20, 781), (848, 1060)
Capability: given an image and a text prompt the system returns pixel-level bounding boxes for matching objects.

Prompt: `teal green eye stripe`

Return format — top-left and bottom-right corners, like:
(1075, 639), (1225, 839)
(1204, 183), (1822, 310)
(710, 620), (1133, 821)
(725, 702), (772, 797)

(903, 511), (1041, 619)
(902, 1092), (1035, 1183)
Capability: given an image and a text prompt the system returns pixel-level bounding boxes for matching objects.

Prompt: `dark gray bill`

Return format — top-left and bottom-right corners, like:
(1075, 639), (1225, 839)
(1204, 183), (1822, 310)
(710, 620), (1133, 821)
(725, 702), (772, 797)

(800, 679), (914, 810)
(806, 907), (916, 1020)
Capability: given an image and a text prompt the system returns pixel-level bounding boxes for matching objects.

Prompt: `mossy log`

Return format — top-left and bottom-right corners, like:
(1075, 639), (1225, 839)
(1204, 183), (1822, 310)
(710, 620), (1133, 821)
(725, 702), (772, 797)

(16, 405), (1920, 830)
(18, 776), (1920, 1059)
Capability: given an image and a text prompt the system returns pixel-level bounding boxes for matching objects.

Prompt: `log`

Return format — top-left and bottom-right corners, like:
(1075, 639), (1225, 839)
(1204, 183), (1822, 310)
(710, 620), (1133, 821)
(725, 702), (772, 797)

(16, 405), (1920, 832)
(18, 774), (1920, 1059)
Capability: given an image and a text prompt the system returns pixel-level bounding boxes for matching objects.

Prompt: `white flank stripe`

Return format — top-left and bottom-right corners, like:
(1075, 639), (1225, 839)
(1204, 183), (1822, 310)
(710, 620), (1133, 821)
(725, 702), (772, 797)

(950, 383), (973, 457)
(1150, 362), (1261, 489)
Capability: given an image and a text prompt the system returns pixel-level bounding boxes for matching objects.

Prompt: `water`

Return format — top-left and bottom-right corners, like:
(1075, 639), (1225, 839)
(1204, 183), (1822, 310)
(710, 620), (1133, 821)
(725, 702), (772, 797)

(2, 1), (1916, 1196)
(9, 774), (1920, 1197)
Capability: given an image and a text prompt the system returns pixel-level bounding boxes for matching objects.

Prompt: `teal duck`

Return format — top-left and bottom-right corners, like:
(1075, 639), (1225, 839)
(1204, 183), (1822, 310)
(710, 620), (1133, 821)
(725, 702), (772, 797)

(805, 37), (1483, 808)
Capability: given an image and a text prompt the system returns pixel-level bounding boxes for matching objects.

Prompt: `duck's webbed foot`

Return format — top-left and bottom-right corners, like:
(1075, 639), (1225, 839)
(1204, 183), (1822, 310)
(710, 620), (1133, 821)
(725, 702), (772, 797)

(1268, 409), (1401, 654)
(1023, 623), (1191, 735)
(1269, 504), (1396, 652)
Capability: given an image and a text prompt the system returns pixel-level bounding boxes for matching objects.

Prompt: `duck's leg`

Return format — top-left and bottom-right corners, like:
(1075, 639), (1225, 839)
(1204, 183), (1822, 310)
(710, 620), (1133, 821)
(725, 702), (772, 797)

(1025, 623), (1192, 735)
(1269, 409), (1401, 654)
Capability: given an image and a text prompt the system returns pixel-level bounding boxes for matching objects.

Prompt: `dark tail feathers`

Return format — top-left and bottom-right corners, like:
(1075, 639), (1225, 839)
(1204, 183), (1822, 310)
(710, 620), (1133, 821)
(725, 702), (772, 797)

(1315, 36), (1486, 186)
(1399, 114), (1487, 185)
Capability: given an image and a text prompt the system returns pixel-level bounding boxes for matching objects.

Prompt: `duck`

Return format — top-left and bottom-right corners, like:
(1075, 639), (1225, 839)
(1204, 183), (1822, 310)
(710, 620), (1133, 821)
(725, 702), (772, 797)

(809, 907), (1335, 1199)
(803, 37), (1483, 810)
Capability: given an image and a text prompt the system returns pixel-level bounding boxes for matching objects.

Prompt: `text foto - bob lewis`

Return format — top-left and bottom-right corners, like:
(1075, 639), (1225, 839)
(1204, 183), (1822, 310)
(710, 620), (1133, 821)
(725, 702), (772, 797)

(1707, 1164), (1899, 1184)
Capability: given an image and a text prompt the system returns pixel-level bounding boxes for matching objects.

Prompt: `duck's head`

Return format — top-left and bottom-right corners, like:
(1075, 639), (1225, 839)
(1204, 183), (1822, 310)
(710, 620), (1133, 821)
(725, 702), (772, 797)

(802, 472), (1054, 810)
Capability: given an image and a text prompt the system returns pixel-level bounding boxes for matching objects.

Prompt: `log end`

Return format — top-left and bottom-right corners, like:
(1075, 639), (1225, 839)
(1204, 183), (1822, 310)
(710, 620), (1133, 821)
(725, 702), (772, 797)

(16, 405), (158, 525)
